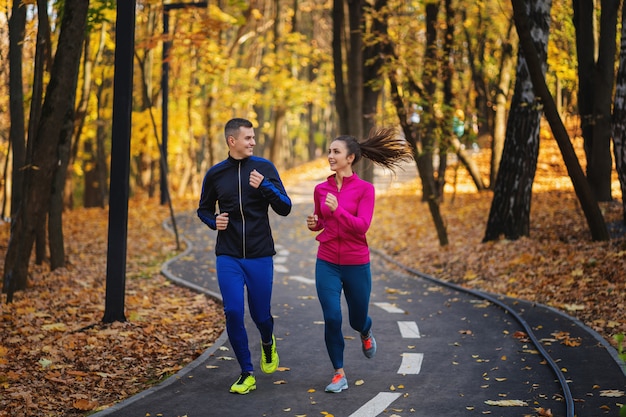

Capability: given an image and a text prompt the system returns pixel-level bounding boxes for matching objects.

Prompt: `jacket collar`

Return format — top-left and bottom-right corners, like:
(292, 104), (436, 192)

(227, 153), (250, 164)
(326, 172), (359, 186)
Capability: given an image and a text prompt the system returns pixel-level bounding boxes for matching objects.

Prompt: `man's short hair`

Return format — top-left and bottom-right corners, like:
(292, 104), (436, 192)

(225, 118), (253, 142)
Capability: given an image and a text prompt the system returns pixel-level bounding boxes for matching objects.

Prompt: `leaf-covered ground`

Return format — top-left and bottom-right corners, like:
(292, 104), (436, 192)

(0, 135), (624, 416)
(0, 199), (224, 417)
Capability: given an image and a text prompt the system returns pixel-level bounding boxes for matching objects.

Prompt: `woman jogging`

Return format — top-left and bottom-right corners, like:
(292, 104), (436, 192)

(306, 127), (413, 393)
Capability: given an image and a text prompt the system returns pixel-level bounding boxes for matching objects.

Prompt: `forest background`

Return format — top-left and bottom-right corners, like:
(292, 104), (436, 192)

(0, 0), (625, 415)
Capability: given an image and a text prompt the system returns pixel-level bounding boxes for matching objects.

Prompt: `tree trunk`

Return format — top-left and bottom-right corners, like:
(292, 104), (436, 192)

(574, 0), (617, 202)
(484, 0), (550, 242)
(8, 0), (26, 220)
(270, 107), (286, 168)
(332, 0), (349, 134)
(73, 23), (107, 208)
(334, 0), (368, 178)
(417, 2), (448, 245)
(32, 0), (51, 266)
(346, 0), (364, 140)
(611, 2), (626, 225)
(589, 0), (618, 202)
(361, 0), (387, 184)
(491, 24), (515, 188)
(510, 0), (608, 241)
(462, 7), (492, 146)
(2, 0), (89, 300)
(451, 137), (486, 190)
(49, 123), (72, 270)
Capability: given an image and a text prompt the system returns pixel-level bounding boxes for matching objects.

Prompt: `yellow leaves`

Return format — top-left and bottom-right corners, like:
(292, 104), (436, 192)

(463, 270), (478, 280)
(41, 323), (68, 332)
(0, 345), (7, 366)
(207, 4), (238, 24)
(571, 268), (584, 277)
(563, 303), (585, 312)
(599, 389), (625, 398)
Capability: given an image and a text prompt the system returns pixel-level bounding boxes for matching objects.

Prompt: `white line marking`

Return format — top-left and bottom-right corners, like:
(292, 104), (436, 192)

(348, 392), (402, 417)
(398, 321), (421, 338)
(274, 256), (287, 264)
(398, 352), (424, 374)
(274, 264), (288, 273)
(289, 275), (315, 285)
(373, 302), (405, 313)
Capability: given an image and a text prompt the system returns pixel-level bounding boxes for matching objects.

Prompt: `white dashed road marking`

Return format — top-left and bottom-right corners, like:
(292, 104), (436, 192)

(289, 275), (315, 285)
(397, 352), (424, 375)
(373, 302), (405, 313)
(398, 321), (421, 338)
(348, 392), (403, 417)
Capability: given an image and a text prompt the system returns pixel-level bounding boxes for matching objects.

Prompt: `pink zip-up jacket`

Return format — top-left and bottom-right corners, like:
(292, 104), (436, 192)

(312, 173), (374, 265)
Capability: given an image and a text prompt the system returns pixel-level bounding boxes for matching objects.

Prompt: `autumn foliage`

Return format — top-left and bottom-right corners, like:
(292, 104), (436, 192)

(0, 136), (624, 416)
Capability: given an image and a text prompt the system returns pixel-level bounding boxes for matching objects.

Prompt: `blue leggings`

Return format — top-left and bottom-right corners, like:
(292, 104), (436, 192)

(315, 259), (372, 370)
(216, 255), (274, 373)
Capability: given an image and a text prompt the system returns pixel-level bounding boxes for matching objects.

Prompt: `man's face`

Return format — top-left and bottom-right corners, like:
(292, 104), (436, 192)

(228, 126), (256, 159)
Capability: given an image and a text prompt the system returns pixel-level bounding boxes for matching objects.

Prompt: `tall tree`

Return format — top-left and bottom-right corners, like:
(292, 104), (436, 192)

(490, 22), (515, 188)
(483, 0), (551, 241)
(8, 0), (26, 221)
(611, 1), (626, 225)
(333, 0), (365, 163)
(2, 0), (90, 301)
(361, 0), (387, 182)
(573, 0), (619, 202)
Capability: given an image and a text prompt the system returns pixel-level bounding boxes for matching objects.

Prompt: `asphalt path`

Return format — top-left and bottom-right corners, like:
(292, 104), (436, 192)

(92, 174), (626, 417)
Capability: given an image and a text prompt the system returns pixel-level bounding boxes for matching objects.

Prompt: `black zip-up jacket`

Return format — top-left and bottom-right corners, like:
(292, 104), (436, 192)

(197, 155), (292, 258)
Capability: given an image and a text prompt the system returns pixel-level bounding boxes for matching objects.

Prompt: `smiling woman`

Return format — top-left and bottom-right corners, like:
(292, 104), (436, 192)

(306, 127), (413, 393)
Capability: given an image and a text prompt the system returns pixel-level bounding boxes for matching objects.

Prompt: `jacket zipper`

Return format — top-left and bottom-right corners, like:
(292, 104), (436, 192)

(335, 181), (341, 264)
(238, 162), (246, 258)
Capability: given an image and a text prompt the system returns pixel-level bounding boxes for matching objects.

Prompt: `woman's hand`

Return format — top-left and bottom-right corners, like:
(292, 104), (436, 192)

(307, 214), (318, 230)
(324, 193), (338, 212)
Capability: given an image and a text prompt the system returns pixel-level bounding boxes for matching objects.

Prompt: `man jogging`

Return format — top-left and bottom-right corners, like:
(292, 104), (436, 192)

(198, 118), (292, 394)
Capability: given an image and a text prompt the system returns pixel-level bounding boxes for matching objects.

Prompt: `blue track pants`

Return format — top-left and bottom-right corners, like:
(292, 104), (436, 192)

(315, 259), (372, 370)
(216, 255), (274, 373)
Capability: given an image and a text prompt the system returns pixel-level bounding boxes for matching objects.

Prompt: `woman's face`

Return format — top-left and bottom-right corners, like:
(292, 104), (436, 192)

(328, 140), (353, 172)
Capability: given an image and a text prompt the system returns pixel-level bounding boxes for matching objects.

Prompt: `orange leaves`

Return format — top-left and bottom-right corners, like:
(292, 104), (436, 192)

(551, 331), (582, 347)
(73, 398), (98, 411)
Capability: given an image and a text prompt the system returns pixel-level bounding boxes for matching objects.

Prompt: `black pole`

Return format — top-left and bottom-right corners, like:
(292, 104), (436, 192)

(103, 0), (137, 323)
(160, 10), (170, 205)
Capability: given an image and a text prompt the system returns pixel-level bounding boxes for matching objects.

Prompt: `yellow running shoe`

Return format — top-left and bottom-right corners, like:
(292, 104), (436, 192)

(229, 372), (256, 394)
(260, 335), (279, 374)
